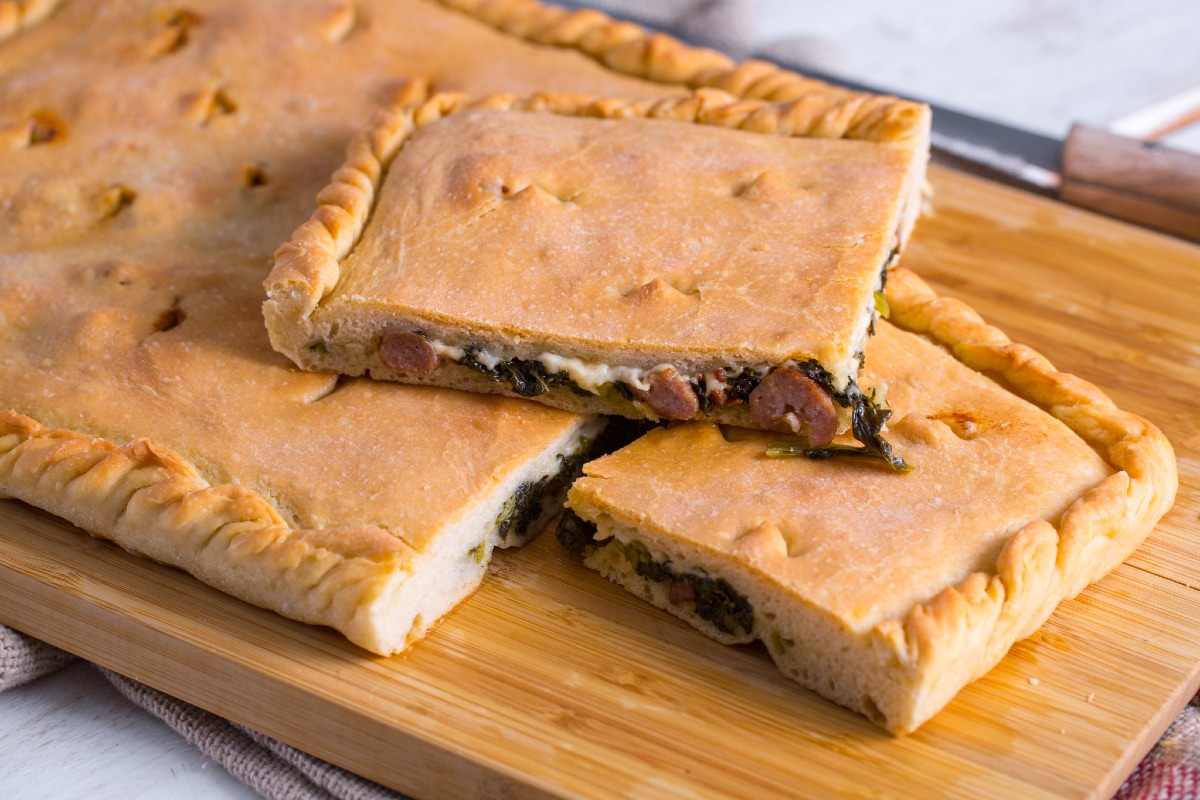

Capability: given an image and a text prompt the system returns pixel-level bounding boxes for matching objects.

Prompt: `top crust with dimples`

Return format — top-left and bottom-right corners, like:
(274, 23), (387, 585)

(566, 267), (1177, 733)
(10, 0), (903, 653)
(264, 89), (929, 430)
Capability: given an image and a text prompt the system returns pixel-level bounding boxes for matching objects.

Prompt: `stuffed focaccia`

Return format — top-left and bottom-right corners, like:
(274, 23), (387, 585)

(1, 383), (602, 656)
(264, 89), (929, 463)
(559, 268), (1177, 734)
(3, 0), (901, 653)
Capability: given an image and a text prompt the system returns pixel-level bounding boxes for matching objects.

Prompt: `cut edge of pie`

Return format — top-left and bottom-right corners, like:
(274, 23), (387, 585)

(264, 88), (929, 458)
(560, 266), (1178, 734)
(0, 407), (604, 655)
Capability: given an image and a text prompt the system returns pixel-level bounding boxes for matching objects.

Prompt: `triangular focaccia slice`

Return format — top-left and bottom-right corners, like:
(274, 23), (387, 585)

(560, 268), (1177, 734)
(264, 90), (929, 463)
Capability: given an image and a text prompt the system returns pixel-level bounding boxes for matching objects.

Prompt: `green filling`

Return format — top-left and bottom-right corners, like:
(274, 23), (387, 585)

(718, 360), (907, 471)
(494, 479), (547, 540)
(723, 366), (768, 404)
(610, 538), (674, 584)
(556, 511), (754, 638)
(770, 629), (795, 656)
(428, 337), (904, 469)
(494, 437), (593, 541)
(767, 385), (910, 472)
(874, 290), (890, 318)
(459, 347), (584, 398)
(554, 508), (597, 556)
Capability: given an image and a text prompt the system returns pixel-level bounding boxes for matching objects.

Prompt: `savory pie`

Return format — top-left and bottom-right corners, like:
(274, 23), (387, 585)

(265, 89), (929, 459)
(561, 268), (1177, 733)
(0, 1), (1175, 738)
(0, 0), (915, 652)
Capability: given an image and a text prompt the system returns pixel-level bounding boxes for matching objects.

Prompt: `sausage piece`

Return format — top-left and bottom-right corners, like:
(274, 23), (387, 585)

(380, 329), (439, 373)
(748, 367), (837, 446)
(628, 367), (700, 420)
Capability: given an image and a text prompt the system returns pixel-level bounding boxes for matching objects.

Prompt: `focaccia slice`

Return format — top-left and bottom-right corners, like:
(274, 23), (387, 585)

(0, 390), (601, 655)
(264, 89), (929, 460)
(560, 268), (1177, 734)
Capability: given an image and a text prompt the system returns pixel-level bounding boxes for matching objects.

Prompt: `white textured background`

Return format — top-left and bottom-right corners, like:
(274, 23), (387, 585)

(757, 0), (1200, 150)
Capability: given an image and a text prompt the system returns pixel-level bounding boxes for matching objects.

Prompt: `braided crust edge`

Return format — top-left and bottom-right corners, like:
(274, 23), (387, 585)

(434, 0), (929, 143)
(0, 0), (63, 41)
(0, 409), (418, 654)
(264, 86), (928, 334)
(863, 267), (1178, 732)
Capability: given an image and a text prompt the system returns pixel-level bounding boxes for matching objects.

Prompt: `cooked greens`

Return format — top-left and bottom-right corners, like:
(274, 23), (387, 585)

(555, 509), (598, 556)
(723, 366), (765, 404)
(460, 347), (579, 397)
(555, 511), (755, 638)
(494, 478), (550, 540)
(495, 437), (594, 541)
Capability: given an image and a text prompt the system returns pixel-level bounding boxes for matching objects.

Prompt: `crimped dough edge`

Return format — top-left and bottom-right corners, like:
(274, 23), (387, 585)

(432, 0), (930, 143)
(263, 88), (928, 431)
(876, 267), (1176, 730)
(567, 267), (1177, 734)
(0, 408), (598, 655)
(265, 86), (928, 321)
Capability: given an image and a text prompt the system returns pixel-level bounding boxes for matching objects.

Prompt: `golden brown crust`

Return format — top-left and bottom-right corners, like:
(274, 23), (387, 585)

(2, 0), (928, 657)
(432, 0), (928, 143)
(0, 0), (63, 42)
(0, 409), (415, 653)
(266, 88), (925, 321)
(567, 272), (1177, 733)
(265, 88), (928, 432)
(883, 267), (1178, 596)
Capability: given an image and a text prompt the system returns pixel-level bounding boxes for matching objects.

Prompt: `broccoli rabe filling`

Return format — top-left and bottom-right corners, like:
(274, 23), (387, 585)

(447, 343), (904, 469)
(555, 510), (755, 638)
(493, 437), (594, 541)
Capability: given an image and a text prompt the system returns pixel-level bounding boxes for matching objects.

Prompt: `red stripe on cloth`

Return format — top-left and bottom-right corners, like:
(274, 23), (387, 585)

(1114, 761), (1200, 800)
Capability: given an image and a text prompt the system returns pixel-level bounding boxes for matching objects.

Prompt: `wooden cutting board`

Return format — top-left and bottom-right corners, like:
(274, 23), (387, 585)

(2, 163), (1200, 800)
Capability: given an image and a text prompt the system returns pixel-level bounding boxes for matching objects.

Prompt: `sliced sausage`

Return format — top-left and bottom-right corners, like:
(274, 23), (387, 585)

(748, 367), (837, 446)
(380, 329), (439, 373)
(669, 580), (695, 605)
(628, 367), (700, 420)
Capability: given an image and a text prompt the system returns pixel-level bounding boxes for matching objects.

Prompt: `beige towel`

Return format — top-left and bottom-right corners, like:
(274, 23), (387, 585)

(99, 666), (403, 800)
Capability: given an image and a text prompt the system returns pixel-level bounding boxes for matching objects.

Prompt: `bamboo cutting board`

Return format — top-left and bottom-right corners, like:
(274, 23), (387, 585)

(2, 164), (1200, 799)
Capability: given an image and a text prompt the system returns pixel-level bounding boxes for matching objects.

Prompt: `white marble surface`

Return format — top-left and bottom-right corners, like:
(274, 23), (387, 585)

(3, 3), (1198, 800)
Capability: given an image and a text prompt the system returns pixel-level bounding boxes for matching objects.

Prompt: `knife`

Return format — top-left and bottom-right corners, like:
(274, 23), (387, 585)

(767, 65), (1066, 196)
(763, 62), (1200, 243)
(555, 2), (1200, 242)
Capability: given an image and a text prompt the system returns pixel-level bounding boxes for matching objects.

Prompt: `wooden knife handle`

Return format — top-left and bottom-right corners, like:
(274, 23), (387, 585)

(1060, 124), (1200, 243)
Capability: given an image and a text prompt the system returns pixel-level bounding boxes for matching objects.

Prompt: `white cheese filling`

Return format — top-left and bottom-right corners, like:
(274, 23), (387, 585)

(428, 337), (811, 399)
(430, 340), (663, 391)
(419, 262), (888, 401)
(536, 352), (659, 392)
